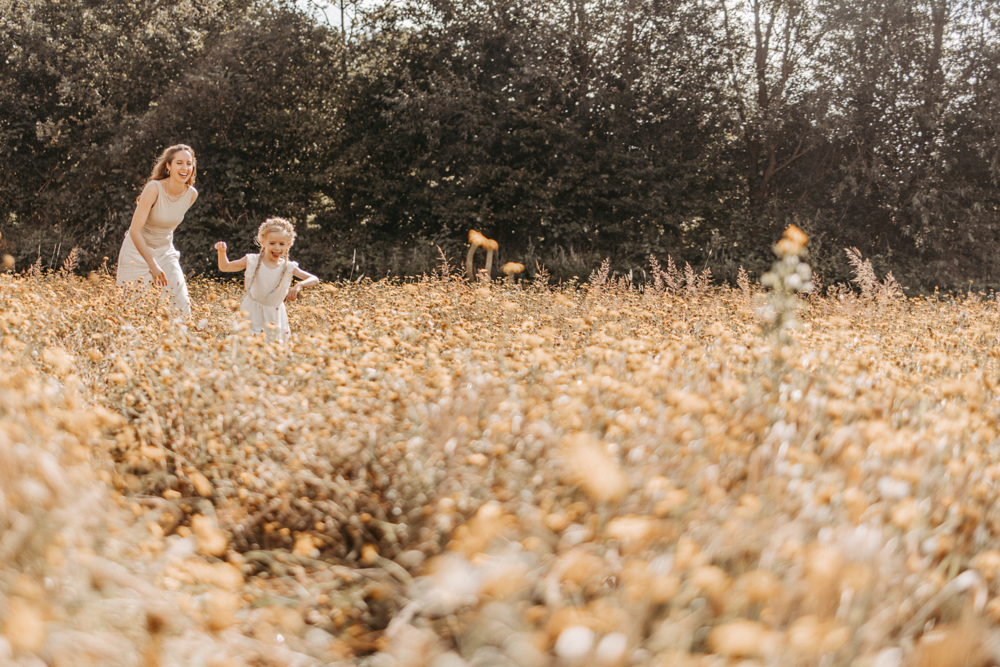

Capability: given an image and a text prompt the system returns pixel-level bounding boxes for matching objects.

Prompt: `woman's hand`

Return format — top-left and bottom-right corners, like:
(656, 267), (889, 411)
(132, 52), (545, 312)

(215, 241), (227, 252)
(149, 263), (167, 287)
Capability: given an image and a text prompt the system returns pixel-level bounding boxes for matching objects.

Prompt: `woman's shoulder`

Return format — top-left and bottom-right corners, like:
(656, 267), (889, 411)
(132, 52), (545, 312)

(137, 179), (160, 204)
(188, 186), (198, 203)
(147, 179), (172, 200)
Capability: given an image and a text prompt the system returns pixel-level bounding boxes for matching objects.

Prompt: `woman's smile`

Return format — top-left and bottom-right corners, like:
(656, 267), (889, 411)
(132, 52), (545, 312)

(169, 151), (194, 182)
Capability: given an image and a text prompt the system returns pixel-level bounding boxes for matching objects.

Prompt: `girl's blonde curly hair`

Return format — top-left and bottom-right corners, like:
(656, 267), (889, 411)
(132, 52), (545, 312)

(246, 217), (297, 299)
(255, 217), (297, 250)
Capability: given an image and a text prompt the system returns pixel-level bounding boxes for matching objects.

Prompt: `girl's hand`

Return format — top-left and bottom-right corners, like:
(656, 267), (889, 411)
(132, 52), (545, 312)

(215, 241), (227, 252)
(286, 284), (301, 302)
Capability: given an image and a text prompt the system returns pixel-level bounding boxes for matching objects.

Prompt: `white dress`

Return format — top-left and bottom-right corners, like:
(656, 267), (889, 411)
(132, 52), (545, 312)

(241, 254), (297, 341)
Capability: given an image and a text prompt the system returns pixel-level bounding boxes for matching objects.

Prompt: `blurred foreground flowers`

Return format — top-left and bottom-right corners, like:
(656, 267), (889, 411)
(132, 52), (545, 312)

(2, 262), (1000, 666)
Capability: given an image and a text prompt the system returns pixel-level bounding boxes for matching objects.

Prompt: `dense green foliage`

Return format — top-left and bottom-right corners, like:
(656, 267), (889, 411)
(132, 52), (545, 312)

(2, 0), (999, 289)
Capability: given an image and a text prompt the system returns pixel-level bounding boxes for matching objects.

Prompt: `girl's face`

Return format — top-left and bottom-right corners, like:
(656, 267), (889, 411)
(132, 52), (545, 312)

(167, 150), (194, 184)
(261, 230), (292, 262)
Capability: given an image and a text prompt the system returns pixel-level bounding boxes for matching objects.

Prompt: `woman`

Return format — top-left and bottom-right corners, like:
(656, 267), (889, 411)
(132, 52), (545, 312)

(116, 144), (199, 317)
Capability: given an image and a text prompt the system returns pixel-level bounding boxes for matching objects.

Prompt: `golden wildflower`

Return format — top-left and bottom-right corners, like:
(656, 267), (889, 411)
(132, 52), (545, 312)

(561, 432), (629, 503)
(3, 597), (46, 653)
(191, 515), (228, 557)
(706, 620), (782, 658)
(205, 590), (242, 631)
(42, 346), (74, 375)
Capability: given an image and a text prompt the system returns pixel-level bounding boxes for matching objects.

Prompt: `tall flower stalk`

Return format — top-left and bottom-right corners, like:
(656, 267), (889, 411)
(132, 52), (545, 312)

(760, 225), (813, 347)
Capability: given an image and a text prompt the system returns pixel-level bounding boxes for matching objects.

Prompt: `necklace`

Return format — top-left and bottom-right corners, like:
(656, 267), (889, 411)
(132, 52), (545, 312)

(161, 181), (186, 202)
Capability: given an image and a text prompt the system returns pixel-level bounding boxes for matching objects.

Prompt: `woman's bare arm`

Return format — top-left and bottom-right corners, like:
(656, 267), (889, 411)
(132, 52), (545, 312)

(128, 182), (167, 286)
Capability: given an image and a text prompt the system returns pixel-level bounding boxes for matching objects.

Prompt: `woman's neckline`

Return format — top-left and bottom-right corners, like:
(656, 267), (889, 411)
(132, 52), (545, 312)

(160, 180), (187, 201)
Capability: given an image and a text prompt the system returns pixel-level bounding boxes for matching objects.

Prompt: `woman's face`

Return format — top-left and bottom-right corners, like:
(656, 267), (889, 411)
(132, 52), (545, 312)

(167, 150), (194, 184)
(261, 230), (292, 263)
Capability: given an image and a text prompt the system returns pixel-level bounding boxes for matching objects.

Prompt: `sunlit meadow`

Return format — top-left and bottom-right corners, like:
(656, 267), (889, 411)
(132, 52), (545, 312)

(3, 245), (1000, 667)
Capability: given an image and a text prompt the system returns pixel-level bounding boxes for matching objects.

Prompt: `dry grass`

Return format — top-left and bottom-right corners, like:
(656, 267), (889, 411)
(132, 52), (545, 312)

(4, 262), (1000, 666)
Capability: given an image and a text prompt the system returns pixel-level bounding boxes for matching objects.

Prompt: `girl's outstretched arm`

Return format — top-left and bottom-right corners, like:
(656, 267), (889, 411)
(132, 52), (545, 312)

(287, 266), (320, 301)
(214, 242), (247, 272)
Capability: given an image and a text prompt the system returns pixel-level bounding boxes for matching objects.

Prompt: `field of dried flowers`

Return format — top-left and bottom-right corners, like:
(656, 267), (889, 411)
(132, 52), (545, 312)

(4, 251), (1000, 667)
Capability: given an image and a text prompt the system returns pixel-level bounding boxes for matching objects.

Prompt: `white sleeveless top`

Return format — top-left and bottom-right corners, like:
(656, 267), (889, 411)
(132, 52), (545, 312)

(244, 254), (298, 308)
(140, 180), (196, 249)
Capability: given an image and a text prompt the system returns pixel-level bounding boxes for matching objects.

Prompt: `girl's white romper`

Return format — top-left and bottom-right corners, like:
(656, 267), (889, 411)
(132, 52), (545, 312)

(241, 254), (297, 341)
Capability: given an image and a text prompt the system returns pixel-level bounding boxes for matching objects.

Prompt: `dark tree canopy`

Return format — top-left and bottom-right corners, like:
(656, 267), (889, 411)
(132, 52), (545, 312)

(2, 0), (1000, 290)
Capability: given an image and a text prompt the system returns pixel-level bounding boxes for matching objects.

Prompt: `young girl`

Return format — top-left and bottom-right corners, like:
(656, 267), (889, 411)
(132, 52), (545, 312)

(215, 218), (319, 341)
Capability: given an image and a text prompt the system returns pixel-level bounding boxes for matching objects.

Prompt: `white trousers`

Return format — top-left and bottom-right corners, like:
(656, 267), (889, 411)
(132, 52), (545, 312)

(115, 231), (191, 317)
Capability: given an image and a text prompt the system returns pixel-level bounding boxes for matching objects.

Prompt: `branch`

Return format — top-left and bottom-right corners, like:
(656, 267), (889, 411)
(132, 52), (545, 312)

(775, 138), (805, 173)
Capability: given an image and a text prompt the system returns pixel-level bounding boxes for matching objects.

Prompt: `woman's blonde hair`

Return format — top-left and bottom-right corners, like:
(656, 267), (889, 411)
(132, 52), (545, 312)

(149, 144), (197, 186)
(246, 217), (297, 299)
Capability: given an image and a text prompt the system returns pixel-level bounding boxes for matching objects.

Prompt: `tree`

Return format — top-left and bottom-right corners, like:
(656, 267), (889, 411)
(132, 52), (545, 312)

(817, 0), (1000, 287)
(0, 0), (343, 275)
(715, 0), (829, 217)
(5, 0), (1000, 288)
(319, 0), (734, 278)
